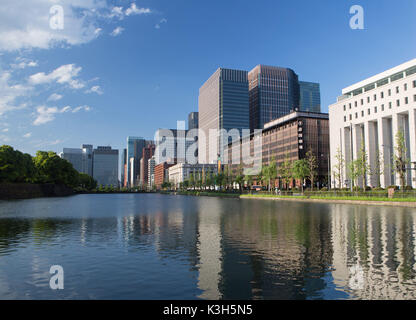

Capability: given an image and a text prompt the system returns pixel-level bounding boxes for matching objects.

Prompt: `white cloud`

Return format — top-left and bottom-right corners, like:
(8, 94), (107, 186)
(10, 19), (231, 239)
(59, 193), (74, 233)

(11, 58), (38, 69)
(155, 18), (167, 29)
(47, 93), (63, 101)
(23, 132), (32, 138)
(2, 128), (9, 133)
(0, 71), (31, 115)
(126, 3), (151, 16)
(72, 105), (91, 113)
(0, 1), (153, 52)
(85, 85), (103, 95)
(29, 64), (84, 89)
(110, 26), (124, 37)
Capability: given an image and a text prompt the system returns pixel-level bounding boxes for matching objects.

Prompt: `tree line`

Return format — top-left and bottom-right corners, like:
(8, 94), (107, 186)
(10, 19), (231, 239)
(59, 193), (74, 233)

(165, 150), (320, 193)
(0, 145), (97, 190)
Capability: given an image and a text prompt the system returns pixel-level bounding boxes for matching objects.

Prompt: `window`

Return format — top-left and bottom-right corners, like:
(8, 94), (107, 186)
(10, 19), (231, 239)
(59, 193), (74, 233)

(349, 114), (352, 120)
(397, 99), (400, 107)
(381, 104), (384, 111)
(355, 101), (357, 107)
(361, 111), (364, 117)
(355, 112), (358, 119)
(367, 97), (370, 103)
(374, 106), (377, 113)
(413, 80), (416, 88)
(343, 105), (346, 111)
(405, 97), (408, 104)
(368, 109), (370, 115)
(389, 102), (392, 109)
(361, 99), (364, 105)
(414, 94), (416, 102)
(396, 86), (399, 94)
(381, 92), (384, 99)
(344, 116), (347, 122)
(374, 94), (377, 101)
(349, 103), (352, 109)
(404, 83), (407, 91)
(388, 89), (391, 96)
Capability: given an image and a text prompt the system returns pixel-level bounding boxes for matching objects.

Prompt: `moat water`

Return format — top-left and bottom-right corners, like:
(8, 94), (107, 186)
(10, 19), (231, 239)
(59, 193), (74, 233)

(1, 193), (416, 299)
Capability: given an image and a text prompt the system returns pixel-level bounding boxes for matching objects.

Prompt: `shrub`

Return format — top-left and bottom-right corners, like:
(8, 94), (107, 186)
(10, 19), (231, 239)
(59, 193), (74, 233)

(388, 185), (399, 190)
(320, 187), (328, 192)
(403, 186), (413, 191)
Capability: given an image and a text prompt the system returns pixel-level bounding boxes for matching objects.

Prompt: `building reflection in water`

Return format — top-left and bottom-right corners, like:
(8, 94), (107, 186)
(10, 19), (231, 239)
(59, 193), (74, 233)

(1, 194), (416, 299)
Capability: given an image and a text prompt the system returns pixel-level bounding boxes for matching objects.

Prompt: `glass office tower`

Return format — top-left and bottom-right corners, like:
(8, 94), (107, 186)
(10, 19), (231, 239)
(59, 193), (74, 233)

(198, 68), (249, 163)
(249, 65), (300, 130)
(299, 81), (321, 113)
(126, 136), (146, 187)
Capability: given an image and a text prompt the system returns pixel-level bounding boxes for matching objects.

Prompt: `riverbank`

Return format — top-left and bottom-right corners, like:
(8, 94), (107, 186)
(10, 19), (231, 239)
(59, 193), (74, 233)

(240, 194), (416, 207)
(0, 183), (74, 200)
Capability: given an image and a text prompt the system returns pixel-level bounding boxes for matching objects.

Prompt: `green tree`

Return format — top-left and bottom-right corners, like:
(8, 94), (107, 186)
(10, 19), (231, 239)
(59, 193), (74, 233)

(305, 149), (318, 190)
(348, 159), (361, 189)
(0, 145), (36, 183)
(393, 129), (409, 190)
(293, 159), (309, 193)
(278, 153), (293, 190)
(78, 173), (97, 190)
(333, 147), (345, 189)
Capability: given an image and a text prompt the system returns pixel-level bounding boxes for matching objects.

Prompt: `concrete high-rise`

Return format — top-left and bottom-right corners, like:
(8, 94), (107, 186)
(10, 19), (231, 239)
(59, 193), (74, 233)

(93, 146), (119, 187)
(249, 65), (300, 130)
(198, 68), (249, 164)
(140, 143), (155, 187)
(329, 58), (416, 188)
(299, 81), (321, 113)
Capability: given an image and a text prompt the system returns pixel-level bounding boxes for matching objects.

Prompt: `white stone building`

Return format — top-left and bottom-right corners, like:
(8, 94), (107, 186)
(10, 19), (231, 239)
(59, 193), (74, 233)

(168, 163), (218, 188)
(329, 59), (416, 188)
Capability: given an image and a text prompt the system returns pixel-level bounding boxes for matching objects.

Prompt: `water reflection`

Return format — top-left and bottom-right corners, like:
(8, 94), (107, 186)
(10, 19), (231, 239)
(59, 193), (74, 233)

(0, 194), (416, 299)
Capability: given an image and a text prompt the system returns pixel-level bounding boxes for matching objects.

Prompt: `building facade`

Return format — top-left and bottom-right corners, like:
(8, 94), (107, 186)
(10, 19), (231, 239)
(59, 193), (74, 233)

(329, 59), (416, 188)
(93, 146), (119, 187)
(198, 68), (250, 164)
(140, 143), (155, 187)
(148, 156), (156, 188)
(188, 112), (199, 130)
(154, 162), (175, 189)
(249, 65), (300, 130)
(299, 81), (321, 113)
(126, 136), (146, 187)
(226, 111), (330, 189)
(59, 144), (93, 176)
(168, 163), (218, 188)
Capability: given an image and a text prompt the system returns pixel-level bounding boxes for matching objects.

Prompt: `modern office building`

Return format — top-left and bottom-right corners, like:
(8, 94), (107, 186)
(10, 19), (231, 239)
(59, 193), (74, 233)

(154, 162), (175, 189)
(93, 146), (119, 187)
(248, 65), (300, 130)
(121, 148), (127, 187)
(148, 156), (156, 188)
(198, 68), (250, 164)
(329, 59), (416, 188)
(299, 81), (321, 113)
(226, 110), (330, 189)
(168, 163), (218, 188)
(155, 128), (195, 165)
(59, 144), (93, 176)
(126, 136), (146, 187)
(140, 143), (155, 187)
(188, 112), (199, 130)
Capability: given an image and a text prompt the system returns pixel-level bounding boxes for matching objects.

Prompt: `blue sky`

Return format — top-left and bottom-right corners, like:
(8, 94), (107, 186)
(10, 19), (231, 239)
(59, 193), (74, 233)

(1, 0), (415, 156)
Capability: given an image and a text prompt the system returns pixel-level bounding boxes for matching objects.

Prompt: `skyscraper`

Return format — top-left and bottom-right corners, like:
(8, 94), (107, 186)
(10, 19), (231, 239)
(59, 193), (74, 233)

(249, 65), (300, 130)
(93, 146), (119, 187)
(140, 143), (155, 187)
(121, 148), (127, 187)
(299, 81), (321, 113)
(188, 112), (199, 130)
(59, 144), (93, 176)
(198, 68), (249, 164)
(126, 136), (146, 187)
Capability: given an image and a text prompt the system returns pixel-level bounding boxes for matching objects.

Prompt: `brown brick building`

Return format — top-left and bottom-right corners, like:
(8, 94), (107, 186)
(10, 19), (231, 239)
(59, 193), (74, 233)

(154, 162), (174, 189)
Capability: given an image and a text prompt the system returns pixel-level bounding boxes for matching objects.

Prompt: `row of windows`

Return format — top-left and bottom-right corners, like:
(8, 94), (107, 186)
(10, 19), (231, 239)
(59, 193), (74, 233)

(343, 80), (416, 111)
(343, 95), (416, 122)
